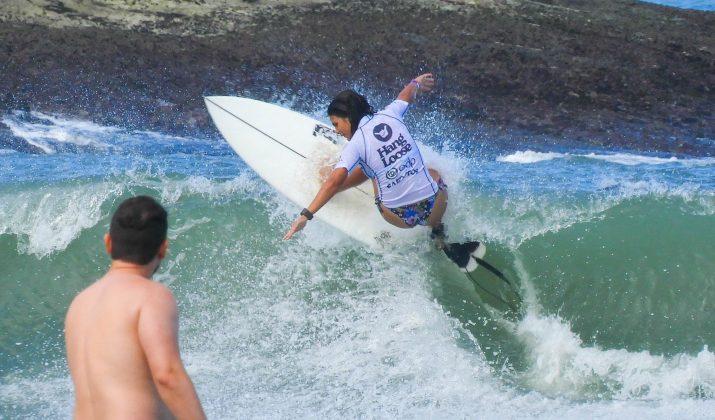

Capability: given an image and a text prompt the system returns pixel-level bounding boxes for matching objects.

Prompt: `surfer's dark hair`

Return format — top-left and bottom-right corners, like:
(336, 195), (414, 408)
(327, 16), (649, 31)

(109, 196), (168, 265)
(327, 89), (375, 136)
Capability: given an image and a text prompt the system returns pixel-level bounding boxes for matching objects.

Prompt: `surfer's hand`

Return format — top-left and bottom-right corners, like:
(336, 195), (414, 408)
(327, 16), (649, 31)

(414, 73), (435, 93)
(283, 215), (308, 240)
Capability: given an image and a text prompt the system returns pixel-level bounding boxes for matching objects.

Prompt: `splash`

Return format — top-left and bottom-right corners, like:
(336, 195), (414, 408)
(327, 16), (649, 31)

(517, 314), (715, 400)
(497, 150), (715, 166)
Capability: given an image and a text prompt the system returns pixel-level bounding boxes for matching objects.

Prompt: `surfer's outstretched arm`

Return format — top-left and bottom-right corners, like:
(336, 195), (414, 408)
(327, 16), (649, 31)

(283, 167), (348, 240)
(397, 73), (435, 103)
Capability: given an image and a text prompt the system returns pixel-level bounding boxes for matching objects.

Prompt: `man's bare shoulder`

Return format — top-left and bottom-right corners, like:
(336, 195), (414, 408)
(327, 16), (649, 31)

(67, 274), (174, 317)
(65, 280), (101, 325)
(106, 275), (178, 317)
(137, 277), (175, 301)
(128, 277), (178, 321)
(104, 271), (173, 296)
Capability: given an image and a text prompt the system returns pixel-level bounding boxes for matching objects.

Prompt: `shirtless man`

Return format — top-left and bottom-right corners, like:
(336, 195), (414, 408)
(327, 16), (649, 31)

(65, 196), (205, 419)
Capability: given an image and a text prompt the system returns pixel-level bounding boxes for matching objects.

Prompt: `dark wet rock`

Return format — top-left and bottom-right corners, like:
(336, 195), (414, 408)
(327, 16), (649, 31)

(0, 0), (713, 155)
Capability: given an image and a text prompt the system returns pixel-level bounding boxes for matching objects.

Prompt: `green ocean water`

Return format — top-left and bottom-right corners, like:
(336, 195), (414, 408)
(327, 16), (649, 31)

(1, 111), (715, 418)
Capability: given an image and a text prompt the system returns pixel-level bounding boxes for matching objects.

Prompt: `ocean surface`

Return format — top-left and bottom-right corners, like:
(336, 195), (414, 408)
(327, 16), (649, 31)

(1, 89), (714, 419)
(641, 0), (715, 10)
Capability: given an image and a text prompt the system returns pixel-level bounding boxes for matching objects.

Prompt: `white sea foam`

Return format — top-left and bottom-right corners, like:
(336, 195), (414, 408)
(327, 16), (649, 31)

(3, 168), (715, 419)
(498, 150), (715, 166)
(164, 173), (273, 204)
(156, 217), (715, 418)
(0, 172), (271, 257)
(468, 179), (714, 247)
(1, 111), (119, 153)
(3, 103), (715, 419)
(586, 152), (681, 166)
(497, 150), (569, 163)
(0, 373), (72, 418)
(178, 239), (518, 418)
(455, 149), (715, 247)
(517, 313), (715, 400)
(3, 238), (715, 419)
(445, 181), (622, 249)
(0, 182), (121, 257)
(597, 177), (715, 215)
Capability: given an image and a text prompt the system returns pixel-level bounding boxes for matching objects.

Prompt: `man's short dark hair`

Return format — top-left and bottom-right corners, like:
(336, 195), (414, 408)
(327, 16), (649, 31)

(109, 196), (168, 265)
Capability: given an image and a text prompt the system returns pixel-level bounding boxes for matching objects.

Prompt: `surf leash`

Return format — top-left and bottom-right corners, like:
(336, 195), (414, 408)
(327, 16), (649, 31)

(465, 269), (519, 312)
(474, 256), (523, 309)
(474, 257), (513, 286)
(443, 242), (521, 312)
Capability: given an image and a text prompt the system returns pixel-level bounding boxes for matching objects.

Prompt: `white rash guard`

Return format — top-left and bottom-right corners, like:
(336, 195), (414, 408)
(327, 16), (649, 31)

(335, 99), (438, 208)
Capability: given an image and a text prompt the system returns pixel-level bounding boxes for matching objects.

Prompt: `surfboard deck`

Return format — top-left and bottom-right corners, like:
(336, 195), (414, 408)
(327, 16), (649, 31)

(204, 96), (422, 248)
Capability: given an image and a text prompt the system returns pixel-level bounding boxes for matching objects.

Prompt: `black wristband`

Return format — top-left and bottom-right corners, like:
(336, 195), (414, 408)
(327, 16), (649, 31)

(300, 208), (314, 220)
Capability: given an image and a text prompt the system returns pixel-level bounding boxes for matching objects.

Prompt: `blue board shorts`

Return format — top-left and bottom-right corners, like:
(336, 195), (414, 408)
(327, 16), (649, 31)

(376, 178), (447, 227)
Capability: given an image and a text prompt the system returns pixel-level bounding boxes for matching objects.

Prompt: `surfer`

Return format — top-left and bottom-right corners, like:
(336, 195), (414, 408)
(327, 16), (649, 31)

(64, 196), (206, 419)
(283, 73), (448, 246)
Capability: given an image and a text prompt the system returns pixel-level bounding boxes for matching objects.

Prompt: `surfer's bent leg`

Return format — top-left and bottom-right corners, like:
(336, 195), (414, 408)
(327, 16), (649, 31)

(372, 178), (410, 228)
(375, 183), (436, 229)
(373, 169), (448, 231)
(426, 169), (448, 229)
(426, 169), (448, 248)
(375, 198), (411, 228)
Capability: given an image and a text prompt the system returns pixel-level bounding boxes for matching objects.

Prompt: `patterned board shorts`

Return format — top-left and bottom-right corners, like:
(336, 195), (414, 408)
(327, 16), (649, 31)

(377, 178), (447, 227)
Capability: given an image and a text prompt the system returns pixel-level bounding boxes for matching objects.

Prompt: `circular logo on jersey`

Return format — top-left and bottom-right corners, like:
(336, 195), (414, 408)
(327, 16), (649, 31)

(372, 123), (393, 142)
(386, 168), (399, 179)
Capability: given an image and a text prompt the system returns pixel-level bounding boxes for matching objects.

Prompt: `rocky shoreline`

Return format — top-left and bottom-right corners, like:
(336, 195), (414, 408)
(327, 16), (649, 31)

(1, 0), (713, 155)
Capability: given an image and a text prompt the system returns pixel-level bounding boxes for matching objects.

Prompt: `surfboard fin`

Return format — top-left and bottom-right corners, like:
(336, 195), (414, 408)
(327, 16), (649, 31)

(443, 241), (486, 273)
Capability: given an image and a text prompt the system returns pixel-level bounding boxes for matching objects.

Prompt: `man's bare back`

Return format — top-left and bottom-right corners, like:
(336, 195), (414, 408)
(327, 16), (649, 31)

(65, 196), (205, 419)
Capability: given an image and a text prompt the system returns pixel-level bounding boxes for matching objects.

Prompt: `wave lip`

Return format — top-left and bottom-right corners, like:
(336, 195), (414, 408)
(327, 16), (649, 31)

(496, 150), (568, 164)
(517, 314), (715, 400)
(1, 111), (118, 154)
(0, 110), (231, 158)
(497, 150), (715, 166)
(0, 182), (119, 257)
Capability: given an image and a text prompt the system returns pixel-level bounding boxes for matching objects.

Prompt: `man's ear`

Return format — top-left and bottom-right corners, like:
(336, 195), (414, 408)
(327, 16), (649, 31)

(104, 233), (112, 255)
(157, 239), (169, 259)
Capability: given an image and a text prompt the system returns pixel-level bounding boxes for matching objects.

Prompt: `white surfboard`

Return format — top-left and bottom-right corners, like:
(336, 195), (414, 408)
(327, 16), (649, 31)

(204, 96), (423, 248)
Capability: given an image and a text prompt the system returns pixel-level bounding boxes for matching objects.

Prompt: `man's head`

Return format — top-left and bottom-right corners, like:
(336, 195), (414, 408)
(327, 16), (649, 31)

(107, 196), (168, 265)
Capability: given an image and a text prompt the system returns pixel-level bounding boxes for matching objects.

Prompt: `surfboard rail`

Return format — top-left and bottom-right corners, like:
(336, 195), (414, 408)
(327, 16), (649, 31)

(204, 96), (422, 248)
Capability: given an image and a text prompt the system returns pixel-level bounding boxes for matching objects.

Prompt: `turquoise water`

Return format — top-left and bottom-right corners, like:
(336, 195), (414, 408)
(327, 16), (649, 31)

(641, 0), (715, 11)
(1, 107), (714, 418)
